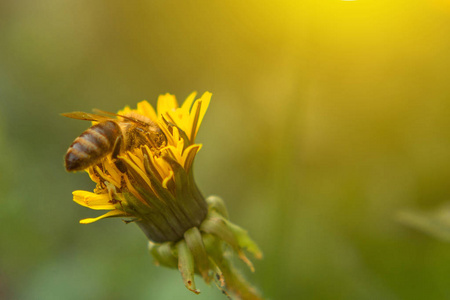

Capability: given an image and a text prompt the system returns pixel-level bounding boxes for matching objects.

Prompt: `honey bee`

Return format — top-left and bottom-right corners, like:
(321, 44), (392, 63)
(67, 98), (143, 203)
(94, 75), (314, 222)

(63, 110), (166, 172)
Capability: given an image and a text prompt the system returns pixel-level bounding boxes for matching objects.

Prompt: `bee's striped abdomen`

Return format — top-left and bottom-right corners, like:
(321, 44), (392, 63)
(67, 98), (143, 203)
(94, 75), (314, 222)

(65, 121), (121, 172)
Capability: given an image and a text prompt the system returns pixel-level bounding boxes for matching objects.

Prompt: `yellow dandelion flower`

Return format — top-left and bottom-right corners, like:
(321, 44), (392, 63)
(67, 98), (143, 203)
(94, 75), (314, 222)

(63, 92), (263, 299)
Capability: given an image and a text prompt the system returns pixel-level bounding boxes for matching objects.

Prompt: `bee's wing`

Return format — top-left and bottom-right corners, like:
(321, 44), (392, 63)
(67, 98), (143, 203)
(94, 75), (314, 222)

(92, 109), (123, 118)
(93, 109), (144, 124)
(61, 111), (112, 122)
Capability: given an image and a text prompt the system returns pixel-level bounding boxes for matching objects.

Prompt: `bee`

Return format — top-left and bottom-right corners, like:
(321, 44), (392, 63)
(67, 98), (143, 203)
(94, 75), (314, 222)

(63, 110), (166, 172)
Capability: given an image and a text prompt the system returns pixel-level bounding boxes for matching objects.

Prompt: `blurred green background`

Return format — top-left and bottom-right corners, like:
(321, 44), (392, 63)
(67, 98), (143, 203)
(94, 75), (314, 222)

(1, 0), (450, 299)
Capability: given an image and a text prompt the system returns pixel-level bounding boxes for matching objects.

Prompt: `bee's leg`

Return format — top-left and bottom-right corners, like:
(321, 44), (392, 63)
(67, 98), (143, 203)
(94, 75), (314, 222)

(111, 135), (127, 173)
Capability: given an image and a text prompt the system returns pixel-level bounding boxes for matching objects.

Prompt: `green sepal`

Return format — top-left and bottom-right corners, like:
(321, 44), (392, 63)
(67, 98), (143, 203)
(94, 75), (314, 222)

(184, 227), (210, 283)
(224, 220), (263, 259)
(200, 234), (226, 287)
(208, 257), (225, 288)
(162, 155), (207, 226)
(201, 233), (262, 299)
(148, 241), (178, 269)
(201, 211), (257, 271)
(200, 211), (240, 250)
(177, 240), (200, 294)
(206, 195), (229, 219)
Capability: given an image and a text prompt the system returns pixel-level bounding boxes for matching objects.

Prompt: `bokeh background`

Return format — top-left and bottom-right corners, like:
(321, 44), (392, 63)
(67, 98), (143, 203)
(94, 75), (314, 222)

(1, 0), (450, 299)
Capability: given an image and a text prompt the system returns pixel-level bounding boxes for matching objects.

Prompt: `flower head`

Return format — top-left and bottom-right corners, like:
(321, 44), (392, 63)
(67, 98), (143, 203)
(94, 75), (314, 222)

(70, 92), (211, 242)
(65, 92), (263, 298)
